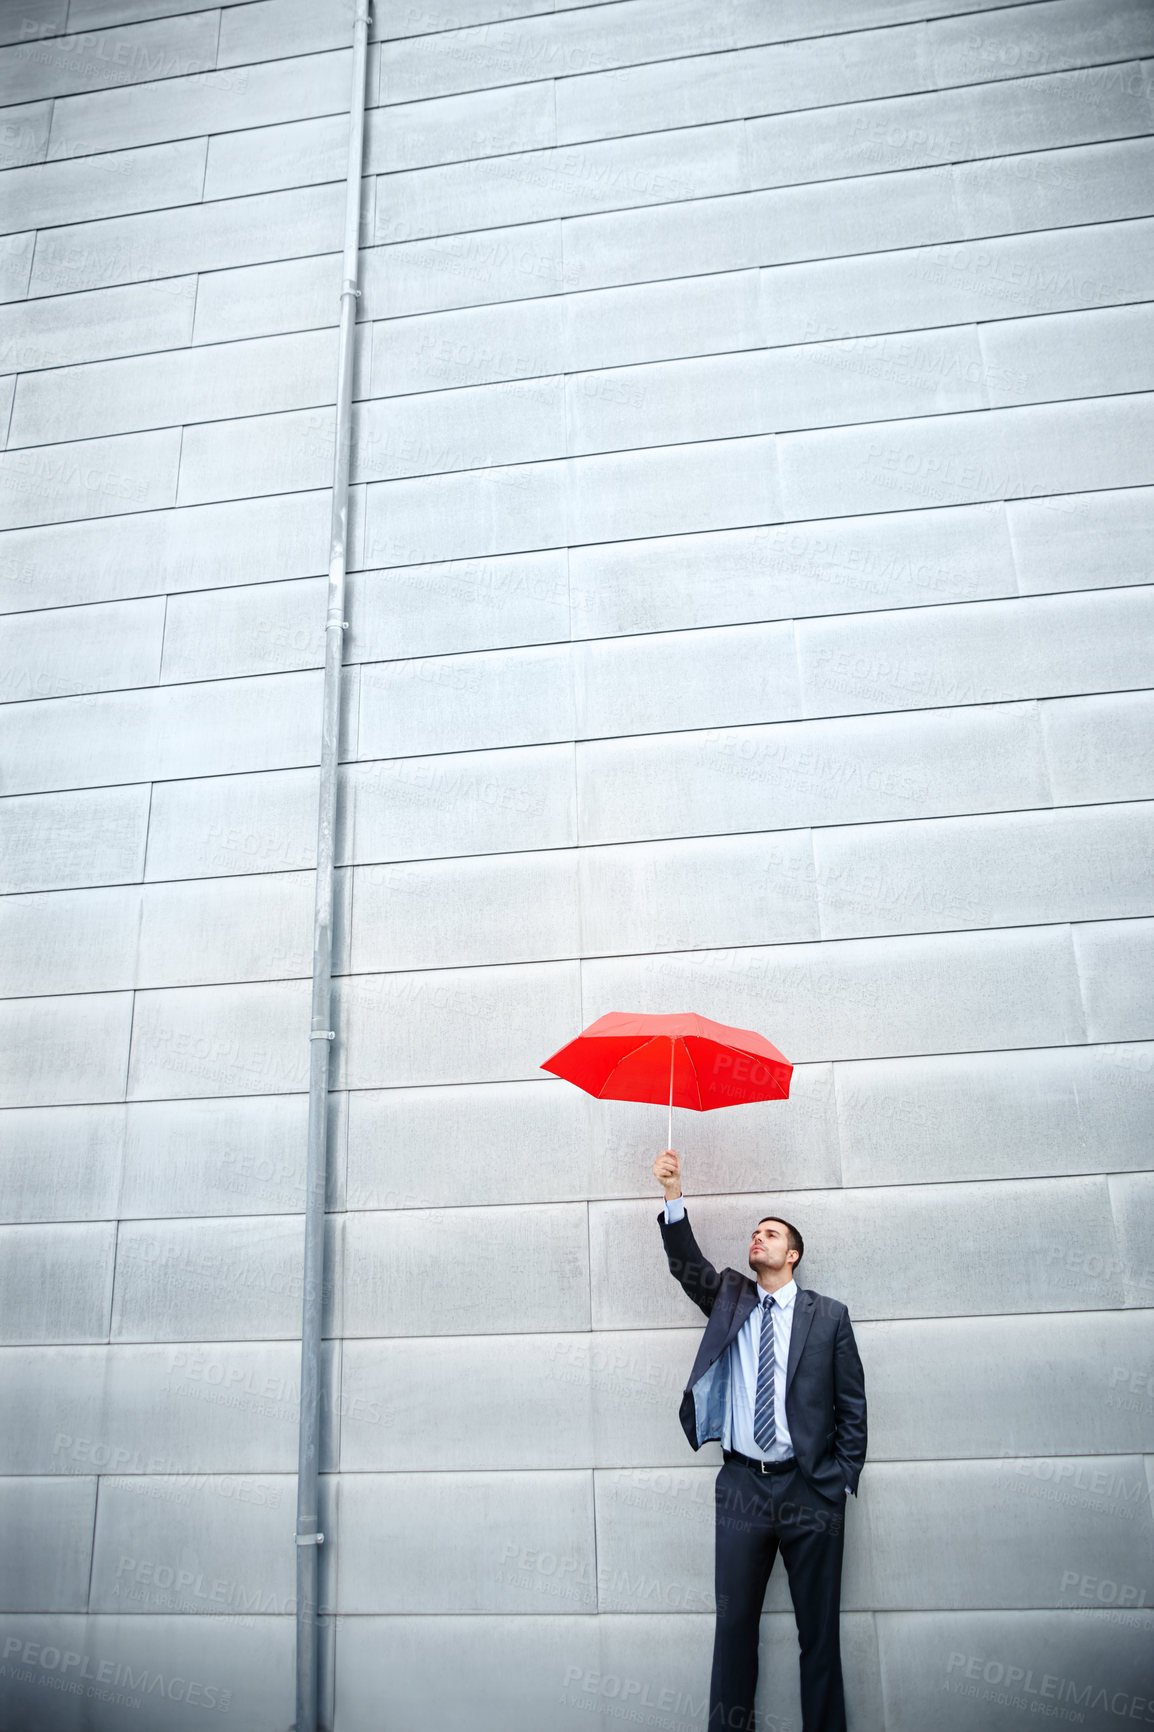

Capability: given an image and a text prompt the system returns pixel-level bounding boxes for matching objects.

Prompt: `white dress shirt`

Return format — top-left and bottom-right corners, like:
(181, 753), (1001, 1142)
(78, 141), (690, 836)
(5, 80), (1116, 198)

(664, 1192), (796, 1461)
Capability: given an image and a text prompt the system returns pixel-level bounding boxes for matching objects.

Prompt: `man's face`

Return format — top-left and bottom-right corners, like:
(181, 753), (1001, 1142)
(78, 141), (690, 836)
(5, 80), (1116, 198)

(748, 1218), (796, 1279)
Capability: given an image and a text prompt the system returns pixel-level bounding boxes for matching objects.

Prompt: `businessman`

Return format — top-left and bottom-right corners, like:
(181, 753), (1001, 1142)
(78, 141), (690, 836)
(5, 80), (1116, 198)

(653, 1149), (866, 1732)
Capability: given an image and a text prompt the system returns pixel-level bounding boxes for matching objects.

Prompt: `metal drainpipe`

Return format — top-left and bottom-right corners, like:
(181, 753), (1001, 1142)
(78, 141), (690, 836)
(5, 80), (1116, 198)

(295, 5), (371, 1729)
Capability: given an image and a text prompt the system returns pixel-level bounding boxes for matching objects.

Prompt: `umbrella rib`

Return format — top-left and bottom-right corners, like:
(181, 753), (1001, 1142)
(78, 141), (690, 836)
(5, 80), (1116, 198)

(681, 1037), (705, 1111)
(597, 1032), (666, 1099)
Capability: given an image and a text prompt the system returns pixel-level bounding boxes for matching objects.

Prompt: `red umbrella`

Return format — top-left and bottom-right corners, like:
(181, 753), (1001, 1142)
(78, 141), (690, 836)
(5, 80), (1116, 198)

(541, 1010), (792, 1151)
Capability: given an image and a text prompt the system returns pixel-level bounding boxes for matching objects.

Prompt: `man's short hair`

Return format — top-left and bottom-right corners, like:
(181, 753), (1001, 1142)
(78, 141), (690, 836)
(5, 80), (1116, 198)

(756, 1216), (804, 1267)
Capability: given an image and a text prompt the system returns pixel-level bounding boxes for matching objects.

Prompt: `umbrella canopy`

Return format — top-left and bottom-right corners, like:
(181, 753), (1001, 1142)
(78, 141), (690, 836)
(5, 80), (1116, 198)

(541, 1010), (791, 1144)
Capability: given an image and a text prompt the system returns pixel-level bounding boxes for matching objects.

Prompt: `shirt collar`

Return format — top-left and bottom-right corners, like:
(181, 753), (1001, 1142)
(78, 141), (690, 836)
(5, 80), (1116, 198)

(757, 1278), (797, 1311)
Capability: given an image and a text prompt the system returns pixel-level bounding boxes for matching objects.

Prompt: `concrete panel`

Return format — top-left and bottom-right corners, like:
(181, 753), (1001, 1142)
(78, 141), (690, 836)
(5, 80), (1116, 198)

(1109, 1171), (1154, 1305)
(597, 1454), (1154, 1613)
(0, 596), (163, 702)
(364, 459), (565, 567)
(746, 63), (1154, 191)
(0, 0), (66, 45)
(378, 0), (1021, 105)
(161, 576), (325, 683)
(47, 47), (351, 159)
(779, 394), (1154, 522)
(333, 1610), (884, 1732)
(29, 184), (342, 298)
(371, 296), (564, 396)
(563, 135), (1154, 299)
(877, 1610), (1154, 1732)
(339, 1203), (588, 1338)
(204, 113), (348, 201)
(562, 162), (963, 294)
(173, 403), (325, 508)
(0, 137), (206, 235)
(117, 1092), (341, 1220)
(192, 251), (340, 345)
(332, 959), (580, 1089)
(345, 744), (576, 863)
(0, 489), (329, 613)
(564, 268), (762, 374)
(350, 850), (580, 972)
(864, 1309), (1154, 1462)
(367, 80), (555, 175)
(984, 301), (1154, 409)
(569, 434), (779, 548)
(360, 220), (564, 322)
(0, 1477), (96, 1611)
(574, 622), (800, 740)
(144, 767), (320, 887)
(358, 642), (573, 758)
(335, 1471), (596, 1613)
(0, 1338), (337, 1476)
(346, 1079), (589, 1212)
(348, 550), (570, 660)
(569, 504), (1012, 639)
(568, 324), (991, 454)
(0, 12), (218, 104)
(0, 670), (322, 796)
(111, 1215), (306, 1343)
(0, 428), (180, 532)
(345, 1062), (838, 1215)
(89, 1473), (296, 1617)
(0, 785), (149, 893)
(589, 1173), (1122, 1329)
(0, 277), (197, 372)
(0, 1222), (115, 1344)
(0, 884), (143, 996)
(583, 925), (1086, 1069)
(759, 218), (1154, 346)
(10, 329), (336, 446)
(953, 134), (1154, 239)
(339, 1334), (597, 1471)
(354, 374), (566, 484)
(0, 100), (54, 173)
(1041, 691), (1154, 805)
(377, 123), (747, 244)
(557, 22), (931, 143)
(217, 0), (357, 65)
(813, 803), (1154, 939)
(136, 870), (319, 989)
(1010, 484), (1154, 595)
(0, 991), (132, 1109)
(376, 0), (552, 38)
(593, 1065), (841, 1203)
(575, 701), (1051, 844)
(931, 0), (1154, 87)
(69, 0), (224, 24)
(836, 1042), (1154, 1187)
(126, 979), (311, 1101)
(0, 1613), (294, 1731)
(0, 1103), (125, 1224)
(0, 230), (34, 301)
(578, 830), (819, 953)
(1074, 917), (1154, 1043)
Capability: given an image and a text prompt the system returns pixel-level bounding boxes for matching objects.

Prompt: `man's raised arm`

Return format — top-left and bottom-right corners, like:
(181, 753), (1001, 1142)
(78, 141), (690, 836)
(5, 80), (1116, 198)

(653, 1148), (722, 1317)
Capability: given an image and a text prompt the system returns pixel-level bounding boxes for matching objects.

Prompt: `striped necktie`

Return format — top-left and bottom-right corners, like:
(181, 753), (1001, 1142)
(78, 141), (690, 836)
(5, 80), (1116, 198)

(753, 1293), (776, 1452)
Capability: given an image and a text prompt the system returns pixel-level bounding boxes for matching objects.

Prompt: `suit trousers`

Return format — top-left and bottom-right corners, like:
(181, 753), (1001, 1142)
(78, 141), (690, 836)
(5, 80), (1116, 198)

(709, 1455), (847, 1732)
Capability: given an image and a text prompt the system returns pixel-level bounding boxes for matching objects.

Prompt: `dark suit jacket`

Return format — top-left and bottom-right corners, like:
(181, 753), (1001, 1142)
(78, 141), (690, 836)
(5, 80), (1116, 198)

(658, 1207), (867, 1502)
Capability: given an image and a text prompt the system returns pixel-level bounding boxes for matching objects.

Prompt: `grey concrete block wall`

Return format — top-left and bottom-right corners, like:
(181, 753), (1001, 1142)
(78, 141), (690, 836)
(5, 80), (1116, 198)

(0, 1), (1151, 1729)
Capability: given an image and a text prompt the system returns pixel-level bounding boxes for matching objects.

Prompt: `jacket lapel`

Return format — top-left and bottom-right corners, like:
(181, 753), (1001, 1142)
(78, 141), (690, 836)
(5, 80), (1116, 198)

(785, 1289), (815, 1393)
(726, 1278), (758, 1350)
